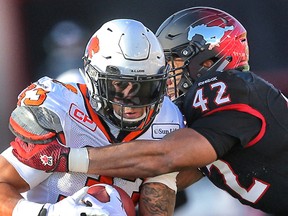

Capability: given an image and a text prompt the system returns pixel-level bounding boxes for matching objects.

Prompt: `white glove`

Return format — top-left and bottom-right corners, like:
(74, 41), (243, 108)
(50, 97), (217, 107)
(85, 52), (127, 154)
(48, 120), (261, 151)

(40, 187), (109, 216)
(83, 184), (127, 216)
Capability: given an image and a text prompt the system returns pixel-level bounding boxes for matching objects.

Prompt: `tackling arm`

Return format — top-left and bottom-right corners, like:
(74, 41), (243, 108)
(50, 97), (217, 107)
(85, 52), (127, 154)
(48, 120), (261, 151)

(11, 128), (217, 179)
(87, 128), (217, 178)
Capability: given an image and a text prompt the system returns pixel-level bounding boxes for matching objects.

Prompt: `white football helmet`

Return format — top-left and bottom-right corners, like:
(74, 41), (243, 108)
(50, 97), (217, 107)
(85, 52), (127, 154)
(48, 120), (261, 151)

(82, 19), (169, 131)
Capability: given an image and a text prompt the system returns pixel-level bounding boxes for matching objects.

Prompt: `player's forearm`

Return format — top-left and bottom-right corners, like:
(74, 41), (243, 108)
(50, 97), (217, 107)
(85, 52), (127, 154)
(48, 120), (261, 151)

(10, 137), (170, 176)
(0, 155), (38, 216)
(138, 183), (176, 216)
(86, 128), (217, 178)
(11, 128), (217, 177)
(85, 129), (210, 178)
(86, 140), (171, 178)
(0, 183), (44, 216)
(0, 183), (22, 216)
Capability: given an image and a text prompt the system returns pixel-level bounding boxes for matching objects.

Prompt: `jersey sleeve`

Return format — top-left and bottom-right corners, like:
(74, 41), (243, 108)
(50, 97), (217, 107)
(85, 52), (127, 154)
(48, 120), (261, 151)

(9, 77), (67, 144)
(9, 106), (61, 144)
(1, 147), (51, 189)
(191, 110), (262, 157)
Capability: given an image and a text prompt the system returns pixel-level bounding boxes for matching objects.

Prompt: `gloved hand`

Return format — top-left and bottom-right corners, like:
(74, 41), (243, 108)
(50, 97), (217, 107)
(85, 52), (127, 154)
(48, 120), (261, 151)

(11, 137), (71, 172)
(83, 184), (128, 216)
(13, 187), (109, 216)
(40, 187), (109, 216)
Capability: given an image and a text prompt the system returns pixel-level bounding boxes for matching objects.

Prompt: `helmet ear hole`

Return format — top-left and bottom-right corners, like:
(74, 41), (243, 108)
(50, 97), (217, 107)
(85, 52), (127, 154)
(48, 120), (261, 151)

(83, 56), (90, 68)
(201, 57), (218, 68)
(201, 60), (213, 68)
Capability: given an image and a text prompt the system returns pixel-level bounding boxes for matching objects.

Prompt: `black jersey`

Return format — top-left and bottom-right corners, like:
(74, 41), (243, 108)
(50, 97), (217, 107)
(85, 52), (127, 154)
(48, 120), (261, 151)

(183, 70), (288, 214)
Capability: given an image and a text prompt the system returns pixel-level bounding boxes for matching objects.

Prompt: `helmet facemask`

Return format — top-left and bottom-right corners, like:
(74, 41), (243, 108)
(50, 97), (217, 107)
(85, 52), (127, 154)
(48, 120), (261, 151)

(85, 62), (169, 131)
(165, 38), (206, 103)
(165, 52), (193, 104)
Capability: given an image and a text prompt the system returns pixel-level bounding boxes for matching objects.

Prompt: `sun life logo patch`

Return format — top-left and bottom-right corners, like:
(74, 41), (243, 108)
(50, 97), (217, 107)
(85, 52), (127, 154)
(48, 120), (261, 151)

(152, 123), (180, 139)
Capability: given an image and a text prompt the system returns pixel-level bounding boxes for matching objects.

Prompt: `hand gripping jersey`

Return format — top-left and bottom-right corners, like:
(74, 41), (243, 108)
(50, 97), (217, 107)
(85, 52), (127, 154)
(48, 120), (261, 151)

(183, 70), (288, 214)
(2, 76), (184, 205)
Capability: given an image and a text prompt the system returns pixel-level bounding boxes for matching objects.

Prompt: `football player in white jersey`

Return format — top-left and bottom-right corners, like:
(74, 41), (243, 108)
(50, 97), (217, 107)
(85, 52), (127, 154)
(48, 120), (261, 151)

(0, 19), (188, 216)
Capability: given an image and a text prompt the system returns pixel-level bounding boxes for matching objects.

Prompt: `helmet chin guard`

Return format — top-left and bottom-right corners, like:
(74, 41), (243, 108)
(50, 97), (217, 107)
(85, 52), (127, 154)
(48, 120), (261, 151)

(82, 19), (169, 131)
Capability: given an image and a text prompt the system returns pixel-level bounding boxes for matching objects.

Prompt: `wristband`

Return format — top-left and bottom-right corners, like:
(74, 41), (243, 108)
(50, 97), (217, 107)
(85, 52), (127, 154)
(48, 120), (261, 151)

(69, 148), (89, 173)
(12, 199), (44, 216)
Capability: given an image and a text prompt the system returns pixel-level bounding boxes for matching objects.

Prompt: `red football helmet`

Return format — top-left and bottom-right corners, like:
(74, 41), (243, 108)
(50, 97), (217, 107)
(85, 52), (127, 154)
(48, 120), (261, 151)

(156, 7), (249, 100)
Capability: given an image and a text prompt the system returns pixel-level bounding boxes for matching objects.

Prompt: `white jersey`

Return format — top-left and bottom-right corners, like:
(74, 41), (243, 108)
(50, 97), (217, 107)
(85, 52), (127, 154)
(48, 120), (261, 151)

(2, 76), (184, 205)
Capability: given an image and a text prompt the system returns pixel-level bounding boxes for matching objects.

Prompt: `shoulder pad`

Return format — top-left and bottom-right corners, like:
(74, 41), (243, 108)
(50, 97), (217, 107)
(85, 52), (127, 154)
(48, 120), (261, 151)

(227, 70), (253, 82)
(9, 106), (62, 144)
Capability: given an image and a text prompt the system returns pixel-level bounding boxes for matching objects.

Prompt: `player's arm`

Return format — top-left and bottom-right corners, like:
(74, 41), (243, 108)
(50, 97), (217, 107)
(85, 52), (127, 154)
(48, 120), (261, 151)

(140, 172), (178, 216)
(12, 127), (217, 178)
(139, 182), (176, 216)
(86, 128), (217, 178)
(138, 168), (203, 216)
(176, 168), (204, 191)
(0, 155), (29, 216)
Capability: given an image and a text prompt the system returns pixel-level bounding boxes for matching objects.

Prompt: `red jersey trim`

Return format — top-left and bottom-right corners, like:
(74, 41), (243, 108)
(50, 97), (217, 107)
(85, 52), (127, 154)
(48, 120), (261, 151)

(78, 84), (150, 143)
(122, 108), (154, 142)
(203, 104), (266, 148)
(78, 84), (112, 142)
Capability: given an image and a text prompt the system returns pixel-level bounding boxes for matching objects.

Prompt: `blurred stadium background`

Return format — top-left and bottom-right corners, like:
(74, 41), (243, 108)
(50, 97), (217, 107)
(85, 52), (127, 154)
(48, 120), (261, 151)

(0, 1), (286, 215)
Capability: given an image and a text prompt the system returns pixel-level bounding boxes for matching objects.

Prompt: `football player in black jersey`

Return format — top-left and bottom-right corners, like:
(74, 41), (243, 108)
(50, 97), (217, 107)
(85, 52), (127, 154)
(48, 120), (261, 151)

(11, 7), (288, 215)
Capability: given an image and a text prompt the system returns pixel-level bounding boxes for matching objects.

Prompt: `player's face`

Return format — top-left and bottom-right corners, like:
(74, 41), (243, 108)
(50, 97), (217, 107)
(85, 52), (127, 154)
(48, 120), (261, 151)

(167, 58), (184, 100)
(166, 58), (214, 100)
(112, 103), (146, 120)
(111, 80), (147, 120)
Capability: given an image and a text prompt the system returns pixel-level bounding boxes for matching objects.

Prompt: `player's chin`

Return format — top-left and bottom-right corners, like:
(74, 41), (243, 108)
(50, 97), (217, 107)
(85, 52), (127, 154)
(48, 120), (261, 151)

(167, 92), (175, 100)
(123, 113), (141, 119)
